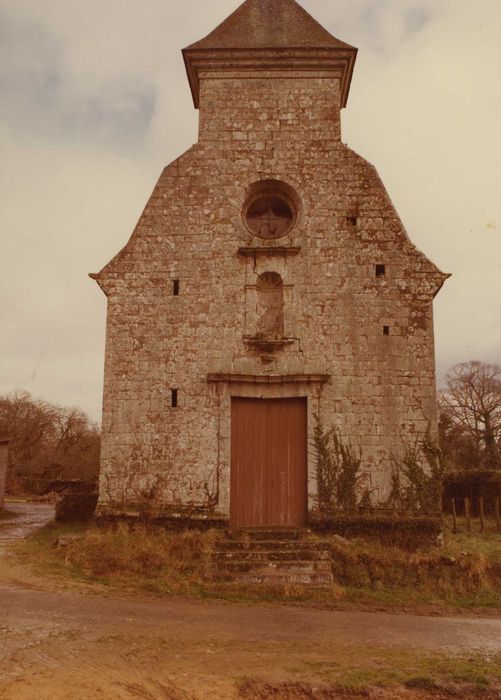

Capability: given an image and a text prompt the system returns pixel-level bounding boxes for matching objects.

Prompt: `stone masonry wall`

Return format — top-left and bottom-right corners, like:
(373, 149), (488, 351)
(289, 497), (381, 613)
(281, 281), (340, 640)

(95, 72), (446, 517)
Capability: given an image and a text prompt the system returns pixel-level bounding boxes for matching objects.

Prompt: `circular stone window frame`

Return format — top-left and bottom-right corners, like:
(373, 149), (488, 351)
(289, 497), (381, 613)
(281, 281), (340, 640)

(242, 179), (301, 241)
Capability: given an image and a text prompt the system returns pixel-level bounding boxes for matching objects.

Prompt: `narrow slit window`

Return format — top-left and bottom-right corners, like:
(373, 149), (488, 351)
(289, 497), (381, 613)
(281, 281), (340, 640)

(383, 326), (390, 336)
(376, 264), (386, 277)
(173, 280), (180, 296)
(171, 389), (178, 408)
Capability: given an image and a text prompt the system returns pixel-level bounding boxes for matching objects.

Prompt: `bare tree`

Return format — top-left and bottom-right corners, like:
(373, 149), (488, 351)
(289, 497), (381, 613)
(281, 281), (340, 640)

(0, 391), (56, 472)
(439, 361), (501, 470)
(0, 390), (100, 492)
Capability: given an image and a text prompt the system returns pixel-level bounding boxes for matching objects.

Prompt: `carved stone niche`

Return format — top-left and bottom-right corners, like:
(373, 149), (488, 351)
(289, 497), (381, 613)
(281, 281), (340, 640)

(244, 271), (294, 351)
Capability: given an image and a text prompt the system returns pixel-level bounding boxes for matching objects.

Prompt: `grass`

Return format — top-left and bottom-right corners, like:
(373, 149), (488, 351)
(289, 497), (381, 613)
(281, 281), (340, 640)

(446, 528), (501, 559)
(236, 644), (501, 696)
(320, 523), (501, 609)
(11, 516), (501, 613)
(293, 647), (501, 690)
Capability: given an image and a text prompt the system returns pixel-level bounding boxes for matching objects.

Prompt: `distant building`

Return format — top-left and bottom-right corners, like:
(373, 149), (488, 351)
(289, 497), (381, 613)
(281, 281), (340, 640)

(91, 0), (449, 526)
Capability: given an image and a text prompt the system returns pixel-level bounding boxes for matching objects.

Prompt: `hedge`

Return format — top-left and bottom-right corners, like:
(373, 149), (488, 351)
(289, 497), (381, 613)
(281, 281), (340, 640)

(309, 514), (443, 548)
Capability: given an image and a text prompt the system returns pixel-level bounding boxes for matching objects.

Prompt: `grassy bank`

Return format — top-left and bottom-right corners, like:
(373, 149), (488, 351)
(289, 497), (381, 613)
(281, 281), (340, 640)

(12, 519), (501, 612)
(326, 529), (501, 610)
(238, 645), (501, 695)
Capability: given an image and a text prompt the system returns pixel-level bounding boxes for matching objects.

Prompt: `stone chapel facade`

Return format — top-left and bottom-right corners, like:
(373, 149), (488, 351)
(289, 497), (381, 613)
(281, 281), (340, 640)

(91, 0), (449, 525)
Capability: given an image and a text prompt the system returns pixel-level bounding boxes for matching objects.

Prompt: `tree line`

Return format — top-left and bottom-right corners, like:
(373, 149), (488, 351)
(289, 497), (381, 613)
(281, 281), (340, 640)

(0, 390), (100, 493)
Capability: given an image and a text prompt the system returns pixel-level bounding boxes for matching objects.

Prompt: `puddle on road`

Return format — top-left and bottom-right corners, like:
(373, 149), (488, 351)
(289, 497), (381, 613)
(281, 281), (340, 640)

(0, 502), (55, 544)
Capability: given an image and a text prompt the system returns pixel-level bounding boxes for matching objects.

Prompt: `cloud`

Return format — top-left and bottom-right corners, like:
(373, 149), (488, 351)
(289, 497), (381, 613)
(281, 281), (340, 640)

(404, 6), (430, 33)
(308, 0), (438, 54)
(0, 11), (155, 150)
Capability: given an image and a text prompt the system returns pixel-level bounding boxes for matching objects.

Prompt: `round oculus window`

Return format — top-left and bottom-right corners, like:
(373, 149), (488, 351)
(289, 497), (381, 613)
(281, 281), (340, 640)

(244, 194), (295, 240)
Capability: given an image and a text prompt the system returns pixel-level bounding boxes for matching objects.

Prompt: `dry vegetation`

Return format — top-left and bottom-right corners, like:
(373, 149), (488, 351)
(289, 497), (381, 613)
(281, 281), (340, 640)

(326, 531), (501, 609)
(14, 518), (501, 612)
(61, 525), (218, 595)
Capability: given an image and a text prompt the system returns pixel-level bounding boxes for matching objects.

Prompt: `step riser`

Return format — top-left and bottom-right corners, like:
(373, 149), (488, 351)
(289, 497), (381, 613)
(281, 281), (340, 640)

(214, 551), (331, 562)
(215, 573), (333, 585)
(213, 530), (333, 586)
(216, 562), (332, 574)
(226, 530), (302, 541)
(216, 541), (329, 552)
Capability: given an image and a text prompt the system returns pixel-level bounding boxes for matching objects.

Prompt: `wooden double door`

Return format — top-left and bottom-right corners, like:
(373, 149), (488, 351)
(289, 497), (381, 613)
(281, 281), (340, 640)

(230, 397), (307, 528)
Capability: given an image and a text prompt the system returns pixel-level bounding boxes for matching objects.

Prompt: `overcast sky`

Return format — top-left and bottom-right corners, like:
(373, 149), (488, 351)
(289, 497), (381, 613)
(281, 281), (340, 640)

(1, 0), (500, 422)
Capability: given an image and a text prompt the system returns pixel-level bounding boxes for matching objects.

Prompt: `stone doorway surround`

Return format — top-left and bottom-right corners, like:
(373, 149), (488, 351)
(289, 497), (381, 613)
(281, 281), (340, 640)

(207, 373), (329, 519)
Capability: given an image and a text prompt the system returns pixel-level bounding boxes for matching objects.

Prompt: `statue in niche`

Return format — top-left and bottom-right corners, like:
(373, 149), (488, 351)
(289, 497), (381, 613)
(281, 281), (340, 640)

(256, 272), (284, 340)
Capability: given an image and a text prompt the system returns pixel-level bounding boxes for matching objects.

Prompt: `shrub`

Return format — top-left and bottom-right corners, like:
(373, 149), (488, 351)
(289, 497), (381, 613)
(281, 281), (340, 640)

(55, 480), (98, 522)
(389, 428), (444, 514)
(312, 415), (365, 515)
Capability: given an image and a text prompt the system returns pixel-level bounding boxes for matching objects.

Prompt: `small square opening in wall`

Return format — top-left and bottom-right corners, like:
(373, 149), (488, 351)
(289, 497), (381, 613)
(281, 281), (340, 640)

(383, 326), (390, 336)
(171, 389), (178, 408)
(376, 264), (386, 277)
(173, 280), (180, 296)
(347, 215), (358, 226)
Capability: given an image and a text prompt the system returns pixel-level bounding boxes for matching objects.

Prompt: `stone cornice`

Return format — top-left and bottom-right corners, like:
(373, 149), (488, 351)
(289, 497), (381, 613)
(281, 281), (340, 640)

(183, 47), (357, 109)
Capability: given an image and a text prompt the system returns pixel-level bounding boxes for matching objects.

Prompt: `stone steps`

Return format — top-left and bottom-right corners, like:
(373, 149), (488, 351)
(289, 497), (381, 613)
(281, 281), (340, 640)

(213, 529), (333, 586)
(214, 571), (333, 585)
(218, 540), (329, 552)
(215, 558), (332, 572)
(214, 549), (330, 562)
(225, 528), (302, 541)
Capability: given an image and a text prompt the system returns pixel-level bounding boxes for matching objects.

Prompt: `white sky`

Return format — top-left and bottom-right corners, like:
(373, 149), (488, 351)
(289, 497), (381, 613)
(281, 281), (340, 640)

(1, 0), (500, 422)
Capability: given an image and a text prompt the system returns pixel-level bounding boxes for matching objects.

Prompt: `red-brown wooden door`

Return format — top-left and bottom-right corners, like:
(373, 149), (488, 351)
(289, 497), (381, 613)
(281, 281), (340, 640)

(230, 397), (307, 528)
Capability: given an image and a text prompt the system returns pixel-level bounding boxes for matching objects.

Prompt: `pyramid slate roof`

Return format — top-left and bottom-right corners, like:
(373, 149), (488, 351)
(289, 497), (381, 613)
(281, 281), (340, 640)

(185, 0), (355, 51)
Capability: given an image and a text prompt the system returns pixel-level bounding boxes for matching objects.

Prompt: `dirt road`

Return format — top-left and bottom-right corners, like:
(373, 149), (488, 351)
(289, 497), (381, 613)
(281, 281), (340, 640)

(1, 504), (500, 699)
(0, 501), (55, 543)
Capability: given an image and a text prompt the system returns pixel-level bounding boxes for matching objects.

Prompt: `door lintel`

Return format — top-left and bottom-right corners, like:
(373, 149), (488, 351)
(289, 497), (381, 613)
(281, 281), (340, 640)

(207, 373), (330, 385)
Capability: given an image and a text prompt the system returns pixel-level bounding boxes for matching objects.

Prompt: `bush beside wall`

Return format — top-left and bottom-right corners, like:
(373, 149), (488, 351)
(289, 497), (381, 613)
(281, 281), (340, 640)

(55, 480), (98, 523)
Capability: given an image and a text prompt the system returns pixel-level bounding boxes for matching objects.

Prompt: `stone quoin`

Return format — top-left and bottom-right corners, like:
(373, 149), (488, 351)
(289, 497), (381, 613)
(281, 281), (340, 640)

(90, 0), (449, 525)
